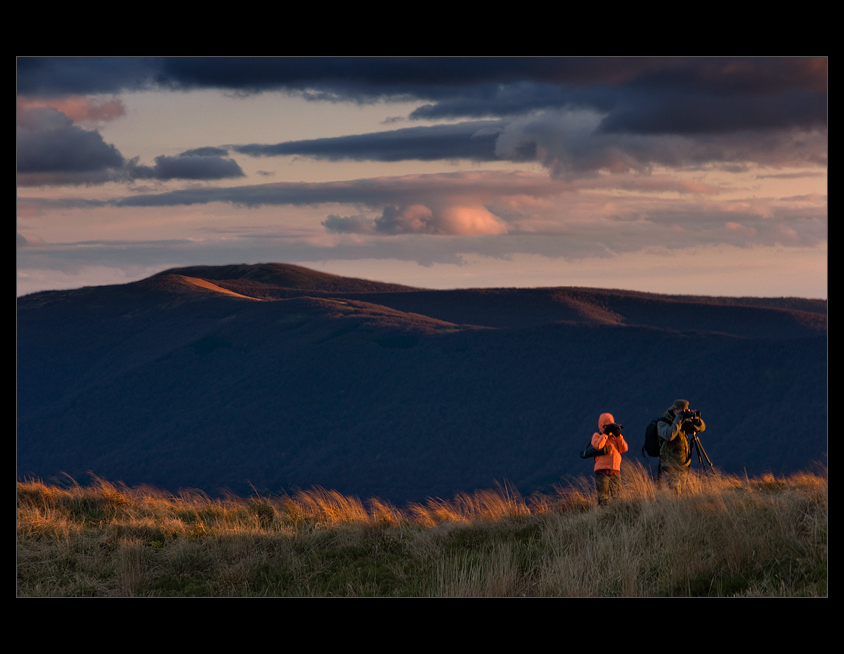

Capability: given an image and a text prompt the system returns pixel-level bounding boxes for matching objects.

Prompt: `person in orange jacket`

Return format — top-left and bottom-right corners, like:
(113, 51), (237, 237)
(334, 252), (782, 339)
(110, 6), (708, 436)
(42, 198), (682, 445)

(590, 412), (629, 506)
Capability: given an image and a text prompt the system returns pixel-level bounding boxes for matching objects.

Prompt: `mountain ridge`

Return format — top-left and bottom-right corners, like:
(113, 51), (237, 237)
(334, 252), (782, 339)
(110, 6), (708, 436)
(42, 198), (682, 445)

(20, 263), (827, 337)
(17, 263), (827, 503)
(152, 262), (420, 294)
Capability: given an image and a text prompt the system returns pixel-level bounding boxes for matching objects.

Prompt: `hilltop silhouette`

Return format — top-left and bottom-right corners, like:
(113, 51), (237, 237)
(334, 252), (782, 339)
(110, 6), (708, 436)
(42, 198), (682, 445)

(17, 263), (827, 503)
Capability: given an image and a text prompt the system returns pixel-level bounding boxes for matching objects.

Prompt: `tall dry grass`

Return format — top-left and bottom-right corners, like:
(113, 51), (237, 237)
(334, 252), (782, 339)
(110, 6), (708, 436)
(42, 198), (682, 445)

(17, 463), (827, 597)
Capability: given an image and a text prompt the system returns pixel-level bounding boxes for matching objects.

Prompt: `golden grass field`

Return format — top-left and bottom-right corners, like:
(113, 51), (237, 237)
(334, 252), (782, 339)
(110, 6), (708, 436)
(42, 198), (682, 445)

(17, 461), (827, 597)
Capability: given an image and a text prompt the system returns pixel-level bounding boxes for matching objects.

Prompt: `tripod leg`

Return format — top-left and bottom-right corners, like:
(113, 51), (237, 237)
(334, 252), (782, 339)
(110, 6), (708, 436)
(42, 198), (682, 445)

(697, 439), (714, 469)
(691, 435), (714, 472)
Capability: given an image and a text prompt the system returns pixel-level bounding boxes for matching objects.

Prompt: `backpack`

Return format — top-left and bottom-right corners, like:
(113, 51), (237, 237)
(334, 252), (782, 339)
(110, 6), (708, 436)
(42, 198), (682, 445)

(642, 416), (670, 458)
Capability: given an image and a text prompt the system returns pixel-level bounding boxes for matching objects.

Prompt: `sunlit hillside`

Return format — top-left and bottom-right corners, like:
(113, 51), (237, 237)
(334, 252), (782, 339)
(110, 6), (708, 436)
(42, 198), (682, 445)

(17, 464), (827, 597)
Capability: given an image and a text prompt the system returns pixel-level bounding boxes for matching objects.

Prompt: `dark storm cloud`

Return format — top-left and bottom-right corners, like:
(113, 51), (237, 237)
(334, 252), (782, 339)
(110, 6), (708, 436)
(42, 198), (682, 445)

(407, 57), (828, 134)
(135, 154), (245, 181)
(232, 107), (825, 176)
(16, 104), (244, 186)
(16, 106), (124, 174)
(16, 57), (827, 184)
(595, 87), (827, 135)
(180, 146), (231, 158)
(195, 57), (823, 174)
(17, 57), (160, 96)
(232, 121), (528, 162)
(17, 56), (603, 98)
(17, 57), (827, 135)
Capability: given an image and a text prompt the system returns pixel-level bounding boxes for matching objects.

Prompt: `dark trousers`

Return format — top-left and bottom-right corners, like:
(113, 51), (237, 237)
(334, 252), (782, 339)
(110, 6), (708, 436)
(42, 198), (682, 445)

(658, 463), (689, 494)
(595, 470), (620, 505)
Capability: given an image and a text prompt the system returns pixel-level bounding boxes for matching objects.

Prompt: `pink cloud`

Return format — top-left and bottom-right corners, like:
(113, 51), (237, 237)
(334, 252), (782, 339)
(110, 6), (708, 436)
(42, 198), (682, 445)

(437, 206), (508, 235)
(17, 96), (125, 125)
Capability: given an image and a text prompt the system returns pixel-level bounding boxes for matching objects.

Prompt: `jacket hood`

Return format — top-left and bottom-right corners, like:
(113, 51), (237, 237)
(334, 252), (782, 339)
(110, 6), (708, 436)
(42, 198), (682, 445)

(598, 413), (615, 430)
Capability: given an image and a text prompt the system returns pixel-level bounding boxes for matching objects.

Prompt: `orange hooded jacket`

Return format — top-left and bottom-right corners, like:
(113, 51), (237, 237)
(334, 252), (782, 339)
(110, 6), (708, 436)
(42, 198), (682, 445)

(590, 412), (629, 473)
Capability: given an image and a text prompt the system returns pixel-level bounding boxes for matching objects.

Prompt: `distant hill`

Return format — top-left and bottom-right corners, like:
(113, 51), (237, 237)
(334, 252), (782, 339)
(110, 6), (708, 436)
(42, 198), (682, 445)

(17, 264), (827, 503)
(153, 263), (418, 297)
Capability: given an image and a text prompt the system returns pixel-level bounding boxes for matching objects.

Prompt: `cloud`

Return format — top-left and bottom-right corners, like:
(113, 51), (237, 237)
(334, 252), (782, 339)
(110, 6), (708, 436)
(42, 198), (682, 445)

(15, 57), (828, 299)
(16, 57), (161, 96)
(324, 203), (508, 235)
(17, 57), (826, 132)
(16, 104), (244, 186)
(180, 146), (231, 158)
(17, 56), (587, 98)
(16, 105), (126, 185)
(55, 166), (817, 249)
(133, 154), (245, 181)
(30, 167), (812, 259)
(231, 106), (826, 178)
(18, 57), (827, 183)
(233, 121), (514, 162)
(496, 111), (828, 178)
(108, 171), (563, 210)
(17, 95), (126, 125)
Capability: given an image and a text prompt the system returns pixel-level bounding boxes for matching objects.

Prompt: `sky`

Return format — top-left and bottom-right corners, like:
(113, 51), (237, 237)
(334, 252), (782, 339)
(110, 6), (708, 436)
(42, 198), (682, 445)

(16, 57), (828, 298)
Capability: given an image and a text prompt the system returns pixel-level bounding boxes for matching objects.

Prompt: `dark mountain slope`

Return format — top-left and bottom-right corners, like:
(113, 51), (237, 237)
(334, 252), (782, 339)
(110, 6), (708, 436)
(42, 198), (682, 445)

(17, 264), (827, 503)
(147, 265), (826, 338)
(337, 287), (826, 338)
(149, 264), (827, 337)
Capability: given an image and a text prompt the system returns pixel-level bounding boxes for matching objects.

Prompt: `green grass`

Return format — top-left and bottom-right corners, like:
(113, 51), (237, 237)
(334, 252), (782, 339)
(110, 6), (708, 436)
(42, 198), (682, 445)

(17, 464), (827, 597)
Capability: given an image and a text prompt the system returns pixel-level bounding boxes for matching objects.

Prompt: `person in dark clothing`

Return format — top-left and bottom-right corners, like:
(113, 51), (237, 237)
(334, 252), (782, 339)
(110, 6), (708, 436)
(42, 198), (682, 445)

(657, 399), (705, 493)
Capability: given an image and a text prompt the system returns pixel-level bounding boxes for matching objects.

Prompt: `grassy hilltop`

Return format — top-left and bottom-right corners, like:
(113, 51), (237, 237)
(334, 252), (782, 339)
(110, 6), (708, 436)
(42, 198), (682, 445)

(17, 464), (827, 597)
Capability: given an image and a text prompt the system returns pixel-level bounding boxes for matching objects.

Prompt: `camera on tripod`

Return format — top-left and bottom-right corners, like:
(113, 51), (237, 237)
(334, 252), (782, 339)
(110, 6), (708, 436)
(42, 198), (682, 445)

(681, 409), (701, 432)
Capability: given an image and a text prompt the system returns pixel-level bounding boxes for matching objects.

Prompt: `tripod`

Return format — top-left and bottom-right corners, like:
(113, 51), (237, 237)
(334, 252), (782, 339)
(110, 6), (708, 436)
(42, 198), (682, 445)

(687, 428), (714, 473)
